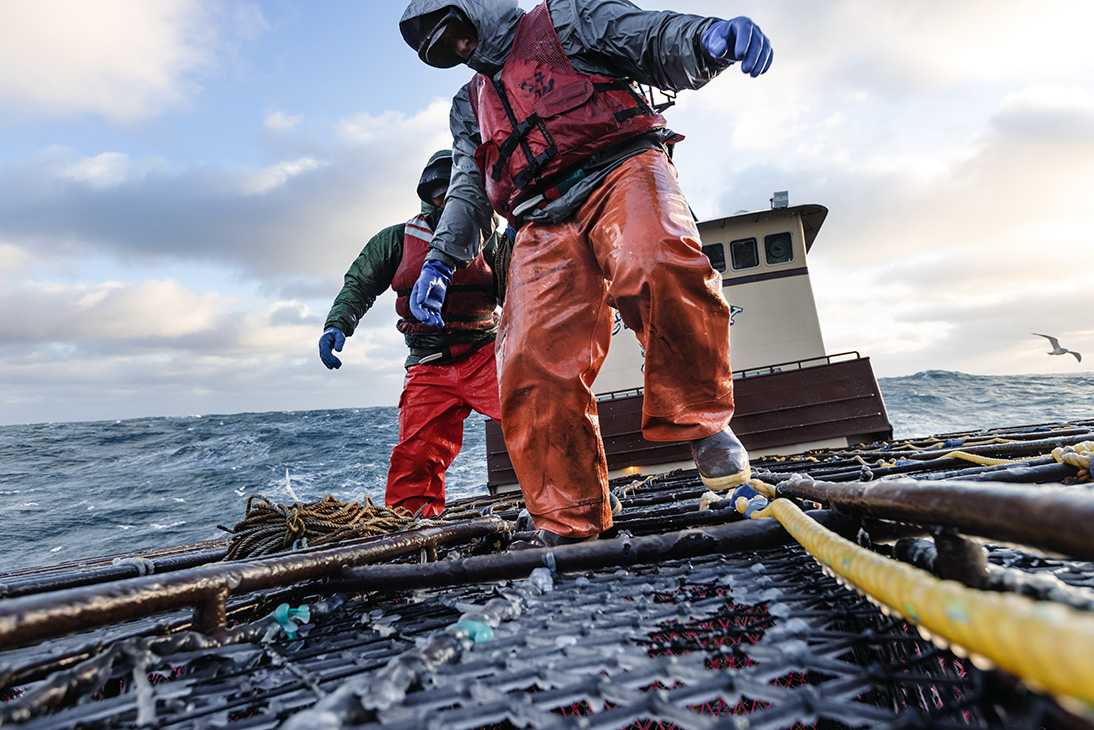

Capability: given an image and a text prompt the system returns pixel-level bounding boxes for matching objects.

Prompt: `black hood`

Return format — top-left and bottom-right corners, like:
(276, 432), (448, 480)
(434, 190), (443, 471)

(416, 149), (453, 204)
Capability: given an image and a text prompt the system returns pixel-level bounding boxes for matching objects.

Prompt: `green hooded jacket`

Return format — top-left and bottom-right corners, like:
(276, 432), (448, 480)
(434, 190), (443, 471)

(323, 199), (504, 368)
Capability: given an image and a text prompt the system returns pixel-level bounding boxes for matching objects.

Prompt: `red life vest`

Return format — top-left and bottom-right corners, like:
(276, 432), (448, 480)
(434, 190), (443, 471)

(468, 1), (667, 220)
(393, 213), (498, 335)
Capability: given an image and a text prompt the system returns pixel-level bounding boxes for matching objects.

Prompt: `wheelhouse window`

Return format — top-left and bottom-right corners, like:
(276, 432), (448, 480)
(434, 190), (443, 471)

(730, 238), (759, 270)
(702, 243), (726, 273)
(764, 232), (794, 265)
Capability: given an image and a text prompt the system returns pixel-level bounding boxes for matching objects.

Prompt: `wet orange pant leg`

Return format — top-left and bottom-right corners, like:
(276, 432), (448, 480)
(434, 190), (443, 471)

(386, 344), (501, 517)
(498, 150), (735, 538)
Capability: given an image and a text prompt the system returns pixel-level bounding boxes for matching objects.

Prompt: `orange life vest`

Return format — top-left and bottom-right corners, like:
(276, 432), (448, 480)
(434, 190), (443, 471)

(468, 1), (666, 220)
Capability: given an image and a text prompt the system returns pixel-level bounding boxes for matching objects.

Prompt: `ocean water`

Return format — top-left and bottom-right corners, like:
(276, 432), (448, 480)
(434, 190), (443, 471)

(0, 371), (1089, 574)
(878, 370), (1092, 439)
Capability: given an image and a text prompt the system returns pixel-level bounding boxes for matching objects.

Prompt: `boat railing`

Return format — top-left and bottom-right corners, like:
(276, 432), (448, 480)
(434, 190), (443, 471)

(596, 350), (865, 402)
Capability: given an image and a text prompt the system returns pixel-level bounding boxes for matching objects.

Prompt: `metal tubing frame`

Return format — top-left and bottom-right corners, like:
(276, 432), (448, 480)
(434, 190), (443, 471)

(0, 549), (228, 600)
(846, 430), (1093, 461)
(0, 518), (508, 650)
(333, 510), (860, 593)
(776, 477), (1094, 561)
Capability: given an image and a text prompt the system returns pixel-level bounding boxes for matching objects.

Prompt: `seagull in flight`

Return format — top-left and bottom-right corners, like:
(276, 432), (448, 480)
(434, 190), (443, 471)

(1032, 333), (1082, 362)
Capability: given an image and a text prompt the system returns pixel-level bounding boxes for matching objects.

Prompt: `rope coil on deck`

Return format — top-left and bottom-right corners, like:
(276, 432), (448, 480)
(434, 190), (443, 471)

(752, 497), (1094, 712)
(220, 494), (431, 560)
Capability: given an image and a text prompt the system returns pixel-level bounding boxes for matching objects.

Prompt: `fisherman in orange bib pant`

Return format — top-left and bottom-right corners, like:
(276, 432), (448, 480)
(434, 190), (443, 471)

(399, 0), (773, 547)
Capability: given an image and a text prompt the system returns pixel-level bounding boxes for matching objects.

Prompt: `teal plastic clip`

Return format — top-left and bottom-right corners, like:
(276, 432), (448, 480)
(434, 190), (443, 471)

(272, 603), (311, 639)
(449, 619), (495, 643)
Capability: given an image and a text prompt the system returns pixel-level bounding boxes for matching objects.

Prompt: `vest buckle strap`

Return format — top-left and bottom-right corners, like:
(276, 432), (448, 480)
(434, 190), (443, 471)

(512, 165), (587, 217)
(492, 114), (542, 182)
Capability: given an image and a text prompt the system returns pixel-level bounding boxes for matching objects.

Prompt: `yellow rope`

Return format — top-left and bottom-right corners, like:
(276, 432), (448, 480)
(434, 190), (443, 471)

(748, 478), (777, 499)
(932, 440), (1094, 473)
(752, 498), (1094, 712)
(1053, 442), (1093, 470)
(939, 450), (1025, 467)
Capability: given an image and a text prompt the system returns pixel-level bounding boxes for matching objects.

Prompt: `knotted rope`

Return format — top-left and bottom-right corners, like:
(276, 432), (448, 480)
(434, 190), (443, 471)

(1052, 441), (1093, 479)
(220, 494), (430, 561)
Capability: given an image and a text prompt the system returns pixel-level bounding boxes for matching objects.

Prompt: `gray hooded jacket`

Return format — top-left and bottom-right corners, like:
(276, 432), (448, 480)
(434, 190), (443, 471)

(400, 0), (735, 266)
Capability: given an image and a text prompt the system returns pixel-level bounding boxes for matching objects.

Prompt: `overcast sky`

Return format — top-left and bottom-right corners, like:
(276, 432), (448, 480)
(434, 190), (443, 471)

(1, 0), (1091, 426)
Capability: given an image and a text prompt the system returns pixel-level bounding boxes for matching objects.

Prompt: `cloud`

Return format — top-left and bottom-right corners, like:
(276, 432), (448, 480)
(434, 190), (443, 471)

(264, 111), (303, 132)
(0, 243), (35, 273)
(992, 84), (1094, 143)
(0, 278), (236, 345)
(241, 157), (326, 195)
(0, 99), (455, 294)
(336, 100), (452, 146)
(0, 0), (219, 123)
(5, 0), (1094, 426)
(663, 1), (1094, 380)
(0, 90), (459, 424)
(59, 152), (144, 189)
(0, 275), (410, 424)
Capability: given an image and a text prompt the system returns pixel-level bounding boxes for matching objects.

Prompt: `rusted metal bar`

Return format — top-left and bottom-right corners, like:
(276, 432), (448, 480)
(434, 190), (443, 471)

(332, 510), (859, 593)
(0, 518), (508, 651)
(776, 477), (1094, 561)
(822, 459), (1074, 484)
(933, 528), (991, 587)
(608, 502), (745, 534)
(843, 430), (1093, 460)
(192, 583), (231, 635)
(0, 549), (228, 599)
(960, 462), (1078, 483)
(892, 536), (1094, 612)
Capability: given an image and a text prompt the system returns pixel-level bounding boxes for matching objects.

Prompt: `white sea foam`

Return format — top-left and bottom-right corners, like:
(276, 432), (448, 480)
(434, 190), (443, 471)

(0, 379), (1087, 574)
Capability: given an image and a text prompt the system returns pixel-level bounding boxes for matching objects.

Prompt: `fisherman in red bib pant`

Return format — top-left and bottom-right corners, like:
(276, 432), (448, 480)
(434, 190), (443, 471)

(399, 0), (773, 547)
(319, 150), (504, 518)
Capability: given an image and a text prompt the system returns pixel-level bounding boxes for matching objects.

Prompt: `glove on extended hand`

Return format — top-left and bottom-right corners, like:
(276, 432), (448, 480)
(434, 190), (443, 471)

(410, 259), (453, 328)
(318, 327), (346, 370)
(702, 17), (773, 77)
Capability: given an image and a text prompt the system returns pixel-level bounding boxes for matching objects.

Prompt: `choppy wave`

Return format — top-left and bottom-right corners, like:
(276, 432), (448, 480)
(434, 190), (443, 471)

(0, 371), (1089, 573)
(0, 408), (488, 573)
(878, 370), (1092, 439)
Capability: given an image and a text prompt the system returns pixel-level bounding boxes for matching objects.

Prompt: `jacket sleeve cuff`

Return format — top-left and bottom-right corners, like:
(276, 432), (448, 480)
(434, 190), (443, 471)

(425, 249), (462, 269)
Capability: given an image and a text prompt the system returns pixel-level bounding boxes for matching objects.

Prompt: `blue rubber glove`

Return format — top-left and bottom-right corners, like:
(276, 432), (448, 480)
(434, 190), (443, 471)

(410, 259), (453, 328)
(318, 327), (345, 370)
(702, 17), (773, 77)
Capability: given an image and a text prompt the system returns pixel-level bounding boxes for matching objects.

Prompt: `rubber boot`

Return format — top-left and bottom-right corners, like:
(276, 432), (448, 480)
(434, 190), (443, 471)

(691, 426), (751, 490)
(507, 529), (598, 551)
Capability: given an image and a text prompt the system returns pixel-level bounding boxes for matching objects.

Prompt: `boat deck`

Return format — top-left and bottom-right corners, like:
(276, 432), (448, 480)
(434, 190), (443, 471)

(0, 420), (1091, 729)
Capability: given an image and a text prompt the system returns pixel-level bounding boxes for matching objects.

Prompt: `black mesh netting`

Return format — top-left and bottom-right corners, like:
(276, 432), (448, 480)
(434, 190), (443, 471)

(3, 543), (1085, 729)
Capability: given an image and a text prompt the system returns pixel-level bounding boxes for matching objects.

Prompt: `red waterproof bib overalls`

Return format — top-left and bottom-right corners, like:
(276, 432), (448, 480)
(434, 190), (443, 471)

(386, 214), (502, 517)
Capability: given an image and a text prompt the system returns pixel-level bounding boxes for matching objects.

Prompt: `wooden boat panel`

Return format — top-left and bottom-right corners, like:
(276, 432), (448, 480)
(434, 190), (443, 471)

(485, 356), (892, 489)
